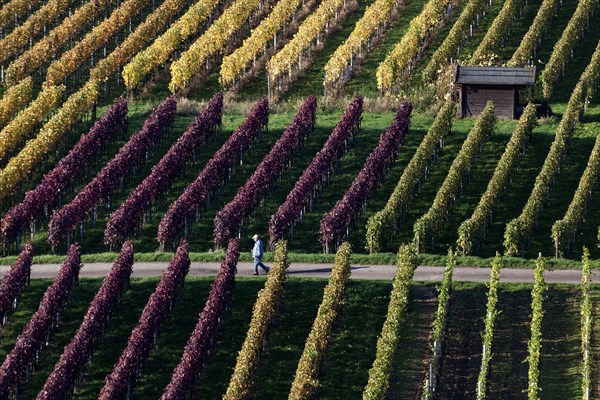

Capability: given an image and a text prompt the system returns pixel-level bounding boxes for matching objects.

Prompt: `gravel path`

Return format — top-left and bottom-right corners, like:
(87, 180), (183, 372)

(2, 262), (597, 284)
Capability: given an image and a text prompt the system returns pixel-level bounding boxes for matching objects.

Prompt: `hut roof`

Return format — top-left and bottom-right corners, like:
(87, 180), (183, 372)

(455, 66), (536, 86)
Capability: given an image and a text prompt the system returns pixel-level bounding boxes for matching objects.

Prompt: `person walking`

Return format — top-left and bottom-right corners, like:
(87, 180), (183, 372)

(252, 234), (270, 275)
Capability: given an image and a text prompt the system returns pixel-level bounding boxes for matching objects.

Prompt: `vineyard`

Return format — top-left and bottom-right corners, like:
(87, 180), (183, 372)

(1, 0), (600, 397)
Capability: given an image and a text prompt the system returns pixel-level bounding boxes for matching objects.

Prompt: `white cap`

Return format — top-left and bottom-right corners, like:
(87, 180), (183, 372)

(252, 234), (259, 240)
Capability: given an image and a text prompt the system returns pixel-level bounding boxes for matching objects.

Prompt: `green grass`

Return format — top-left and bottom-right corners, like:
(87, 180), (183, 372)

(0, 279), (594, 398)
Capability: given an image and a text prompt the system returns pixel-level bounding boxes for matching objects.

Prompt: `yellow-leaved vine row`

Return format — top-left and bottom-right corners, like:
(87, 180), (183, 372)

(457, 102), (536, 255)
(0, 0), (81, 65)
(552, 124), (600, 258)
(5, 0), (121, 87)
(422, 249), (455, 400)
(122, 0), (219, 91)
(324, 0), (404, 91)
(91, 0), (196, 84)
(540, 0), (599, 98)
(223, 240), (288, 400)
(220, 0), (306, 88)
(503, 38), (600, 256)
(0, 0), (44, 31)
(288, 242), (351, 400)
(44, 0), (152, 87)
(169, 0), (268, 93)
(507, 0), (561, 67)
(0, 0), (189, 200)
(414, 101), (496, 253)
(362, 243), (416, 400)
(526, 254), (546, 400)
(475, 252), (502, 400)
(376, 0), (453, 93)
(469, 0), (527, 65)
(580, 247), (592, 400)
(0, 84), (65, 162)
(267, 0), (349, 92)
(0, 77), (33, 129)
(0, 81), (99, 201)
(366, 102), (455, 253)
(422, 0), (487, 83)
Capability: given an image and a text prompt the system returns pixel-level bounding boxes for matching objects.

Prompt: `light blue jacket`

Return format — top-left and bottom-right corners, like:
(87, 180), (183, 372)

(252, 239), (264, 259)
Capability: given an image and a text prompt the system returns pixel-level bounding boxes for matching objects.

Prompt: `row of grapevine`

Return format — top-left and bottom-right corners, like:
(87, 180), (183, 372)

(169, 0), (270, 92)
(0, 0), (80, 65)
(47, 97), (177, 247)
(475, 253), (502, 399)
(37, 241), (135, 400)
(422, 0), (488, 83)
(0, 0), (45, 32)
(457, 102), (536, 255)
(362, 244), (416, 399)
(376, 0), (453, 92)
(504, 38), (600, 256)
(214, 95), (317, 246)
(0, 85), (65, 162)
(157, 97), (269, 248)
(324, 0), (404, 91)
(44, 0), (153, 87)
(526, 254), (546, 400)
(98, 241), (191, 399)
(414, 101), (496, 252)
(540, 0), (599, 98)
(580, 247), (592, 400)
(0, 77), (33, 128)
(469, 0), (527, 65)
(0, 244), (82, 398)
(92, 0), (202, 86)
(288, 241), (352, 399)
(5, 0), (121, 86)
(122, 0), (220, 91)
(269, 96), (363, 244)
(223, 240), (289, 400)
(267, 0), (350, 95)
(552, 126), (600, 257)
(0, 0), (200, 204)
(320, 102), (412, 251)
(0, 99), (128, 247)
(366, 102), (455, 253)
(421, 249), (455, 399)
(0, 80), (100, 201)
(0, 243), (33, 325)
(104, 92), (223, 246)
(507, 0), (561, 66)
(161, 239), (239, 400)
(220, 0), (306, 88)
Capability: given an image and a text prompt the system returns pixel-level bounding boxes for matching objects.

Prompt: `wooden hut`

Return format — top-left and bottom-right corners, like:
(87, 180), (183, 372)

(454, 66), (536, 119)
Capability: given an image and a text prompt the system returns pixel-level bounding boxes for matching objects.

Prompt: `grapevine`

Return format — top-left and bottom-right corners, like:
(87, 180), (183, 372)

(457, 103), (536, 255)
(414, 101), (496, 253)
(366, 102), (455, 253)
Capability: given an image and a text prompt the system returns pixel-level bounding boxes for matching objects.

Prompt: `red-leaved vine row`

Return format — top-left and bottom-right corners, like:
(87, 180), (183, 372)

(269, 95), (363, 244)
(98, 241), (191, 399)
(1, 99), (128, 248)
(162, 239), (239, 399)
(0, 244), (82, 398)
(48, 96), (177, 248)
(213, 95), (317, 246)
(104, 93), (224, 246)
(36, 241), (135, 400)
(0, 243), (34, 325)
(320, 102), (412, 250)
(157, 97), (269, 247)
